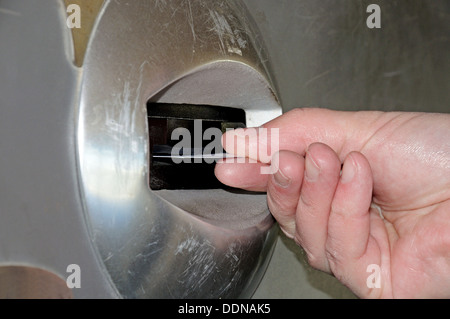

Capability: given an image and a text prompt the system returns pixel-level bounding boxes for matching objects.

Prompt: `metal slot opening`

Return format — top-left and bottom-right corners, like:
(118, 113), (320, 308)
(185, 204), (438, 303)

(148, 103), (246, 190)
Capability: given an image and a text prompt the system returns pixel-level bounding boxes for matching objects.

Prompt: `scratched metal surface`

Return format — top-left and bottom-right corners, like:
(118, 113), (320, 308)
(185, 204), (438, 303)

(77, 0), (282, 298)
(0, 0), (283, 299)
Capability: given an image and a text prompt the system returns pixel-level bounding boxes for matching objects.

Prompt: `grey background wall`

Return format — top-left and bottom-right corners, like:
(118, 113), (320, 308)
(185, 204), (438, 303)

(243, 0), (450, 298)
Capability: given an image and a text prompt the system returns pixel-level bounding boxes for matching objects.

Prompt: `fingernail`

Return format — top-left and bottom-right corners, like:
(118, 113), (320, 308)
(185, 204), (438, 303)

(274, 168), (291, 188)
(230, 127), (246, 137)
(305, 152), (320, 182)
(341, 155), (356, 184)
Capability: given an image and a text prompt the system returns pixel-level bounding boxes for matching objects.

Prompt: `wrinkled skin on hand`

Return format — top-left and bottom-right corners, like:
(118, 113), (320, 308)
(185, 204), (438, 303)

(215, 108), (450, 298)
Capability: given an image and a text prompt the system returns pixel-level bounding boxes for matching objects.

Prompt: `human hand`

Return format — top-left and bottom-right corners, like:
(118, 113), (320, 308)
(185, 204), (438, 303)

(215, 108), (450, 298)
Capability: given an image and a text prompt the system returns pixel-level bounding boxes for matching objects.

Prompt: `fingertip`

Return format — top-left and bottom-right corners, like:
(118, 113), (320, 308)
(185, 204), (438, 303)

(294, 143), (342, 273)
(326, 151), (374, 262)
(214, 159), (233, 182)
(341, 152), (373, 187)
(221, 127), (256, 158)
(332, 151), (373, 219)
(305, 143), (342, 182)
(340, 153), (357, 184)
(270, 150), (305, 190)
(214, 160), (270, 192)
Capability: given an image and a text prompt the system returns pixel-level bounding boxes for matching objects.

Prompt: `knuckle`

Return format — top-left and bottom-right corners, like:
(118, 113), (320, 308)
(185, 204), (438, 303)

(294, 236), (327, 271)
(280, 223), (296, 239)
(267, 188), (295, 217)
(305, 251), (323, 270)
(299, 192), (314, 209)
(325, 240), (344, 273)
